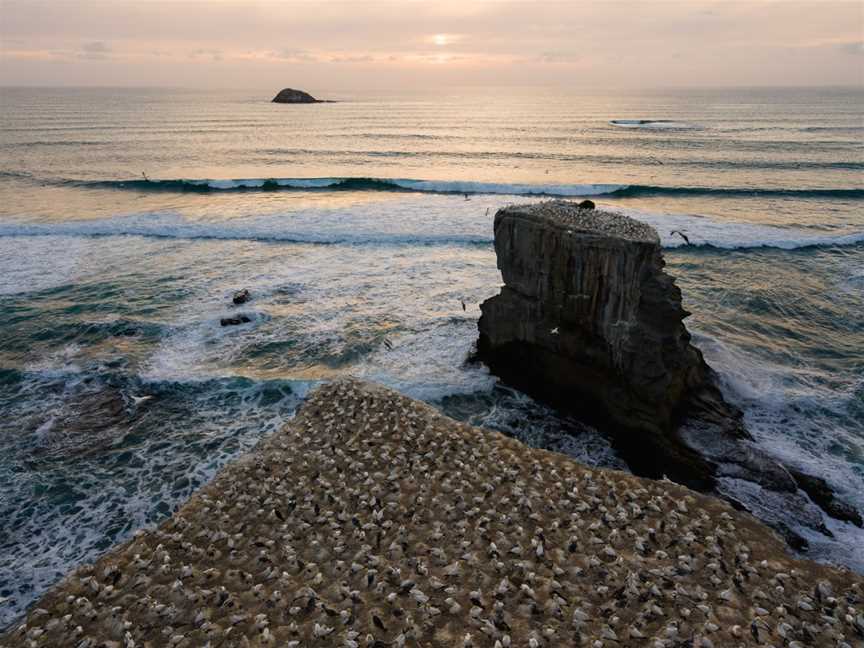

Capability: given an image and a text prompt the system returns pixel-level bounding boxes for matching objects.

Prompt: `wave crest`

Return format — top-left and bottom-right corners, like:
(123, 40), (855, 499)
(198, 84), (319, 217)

(83, 177), (629, 197)
(1, 210), (862, 252)
(66, 176), (864, 200)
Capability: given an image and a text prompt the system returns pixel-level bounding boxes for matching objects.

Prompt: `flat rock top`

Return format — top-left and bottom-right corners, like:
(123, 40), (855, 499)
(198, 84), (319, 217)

(499, 200), (660, 244)
(4, 379), (862, 647)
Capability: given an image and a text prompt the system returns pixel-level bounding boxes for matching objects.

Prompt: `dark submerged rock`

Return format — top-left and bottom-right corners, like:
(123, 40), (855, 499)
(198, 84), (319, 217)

(476, 200), (860, 536)
(220, 315), (252, 327)
(272, 88), (321, 103)
(232, 289), (251, 305)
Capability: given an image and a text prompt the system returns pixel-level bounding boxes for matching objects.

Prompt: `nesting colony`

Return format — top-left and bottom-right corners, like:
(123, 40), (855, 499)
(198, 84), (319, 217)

(501, 201), (660, 244)
(3, 379), (862, 647)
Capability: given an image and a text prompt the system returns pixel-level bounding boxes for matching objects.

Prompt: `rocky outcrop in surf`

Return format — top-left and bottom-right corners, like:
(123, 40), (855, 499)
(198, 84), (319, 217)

(232, 288), (251, 305)
(220, 314), (251, 326)
(476, 201), (860, 541)
(271, 88), (323, 103)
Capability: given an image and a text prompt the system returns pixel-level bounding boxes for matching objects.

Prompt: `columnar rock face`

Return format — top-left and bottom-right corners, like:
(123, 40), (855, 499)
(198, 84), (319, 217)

(475, 203), (861, 539)
(477, 201), (743, 487)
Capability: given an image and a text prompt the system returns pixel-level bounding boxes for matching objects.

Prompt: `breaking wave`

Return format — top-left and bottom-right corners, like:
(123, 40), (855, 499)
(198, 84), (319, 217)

(1, 210), (862, 252)
(82, 177), (628, 196)
(3, 171), (862, 199)
(59, 176), (864, 200)
(0, 214), (493, 247)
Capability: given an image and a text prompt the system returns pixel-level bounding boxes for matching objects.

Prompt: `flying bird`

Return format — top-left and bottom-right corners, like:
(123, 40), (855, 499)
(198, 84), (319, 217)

(670, 230), (691, 245)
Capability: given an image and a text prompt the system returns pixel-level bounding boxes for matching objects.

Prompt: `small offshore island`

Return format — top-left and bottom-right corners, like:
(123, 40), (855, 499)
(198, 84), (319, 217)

(3, 204), (863, 647)
(271, 88), (329, 104)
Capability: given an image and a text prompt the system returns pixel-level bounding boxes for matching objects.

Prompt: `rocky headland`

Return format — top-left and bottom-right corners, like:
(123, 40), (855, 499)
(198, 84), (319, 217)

(271, 88), (327, 104)
(476, 201), (861, 546)
(3, 379), (862, 647)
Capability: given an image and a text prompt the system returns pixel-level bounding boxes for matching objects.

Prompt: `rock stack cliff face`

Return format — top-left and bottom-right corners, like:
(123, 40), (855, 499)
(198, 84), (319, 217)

(477, 202), (743, 487)
(477, 202), (860, 539)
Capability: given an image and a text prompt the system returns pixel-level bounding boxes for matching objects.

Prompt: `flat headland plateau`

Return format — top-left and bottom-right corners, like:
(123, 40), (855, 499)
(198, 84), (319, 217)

(3, 379), (862, 647)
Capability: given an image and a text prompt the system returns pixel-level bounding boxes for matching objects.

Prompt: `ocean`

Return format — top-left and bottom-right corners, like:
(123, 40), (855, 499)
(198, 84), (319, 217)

(0, 86), (862, 627)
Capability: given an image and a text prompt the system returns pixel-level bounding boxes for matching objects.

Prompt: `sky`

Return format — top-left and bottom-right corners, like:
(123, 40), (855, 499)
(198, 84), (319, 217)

(0, 0), (862, 89)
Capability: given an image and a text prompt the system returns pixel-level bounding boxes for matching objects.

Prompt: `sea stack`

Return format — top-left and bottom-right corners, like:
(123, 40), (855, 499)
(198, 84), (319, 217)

(271, 88), (322, 103)
(475, 201), (862, 534)
(477, 201), (743, 487)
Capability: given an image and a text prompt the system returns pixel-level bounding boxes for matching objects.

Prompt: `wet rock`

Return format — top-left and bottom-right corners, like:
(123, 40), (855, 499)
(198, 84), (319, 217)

(775, 522), (810, 552)
(220, 315), (252, 327)
(789, 468), (863, 527)
(474, 200), (863, 539)
(232, 289), (251, 305)
(476, 201), (745, 489)
(271, 88), (321, 103)
(577, 199), (595, 210)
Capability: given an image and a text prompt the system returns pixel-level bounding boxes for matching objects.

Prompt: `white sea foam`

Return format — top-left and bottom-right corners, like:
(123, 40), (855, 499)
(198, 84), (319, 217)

(0, 212), (491, 247)
(841, 266), (864, 293)
(609, 206), (864, 250)
(0, 236), (85, 296)
(354, 318), (496, 402)
(693, 331), (864, 569)
(0, 367), (303, 629)
(1, 200), (862, 254)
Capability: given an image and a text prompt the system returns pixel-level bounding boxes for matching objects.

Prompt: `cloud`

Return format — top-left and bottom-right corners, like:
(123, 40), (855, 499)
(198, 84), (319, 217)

(0, 1), (861, 87)
(79, 41), (111, 60)
(272, 49), (318, 63)
(837, 41), (863, 56)
(791, 37), (864, 56)
(328, 54), (375, 64)
(189, 48), (223, 62)
(537, 51), (579, 64)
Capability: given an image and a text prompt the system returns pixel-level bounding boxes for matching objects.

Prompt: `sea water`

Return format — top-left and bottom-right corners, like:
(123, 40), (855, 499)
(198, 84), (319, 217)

(0, 86), (862, 627)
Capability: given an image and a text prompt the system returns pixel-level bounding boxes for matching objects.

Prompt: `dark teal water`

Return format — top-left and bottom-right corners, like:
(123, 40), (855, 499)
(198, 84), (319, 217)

(0, 86), (862, 625)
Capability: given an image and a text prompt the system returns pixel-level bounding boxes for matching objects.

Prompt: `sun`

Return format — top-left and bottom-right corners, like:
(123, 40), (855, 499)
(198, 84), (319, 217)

(432, 34), (449, 47)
